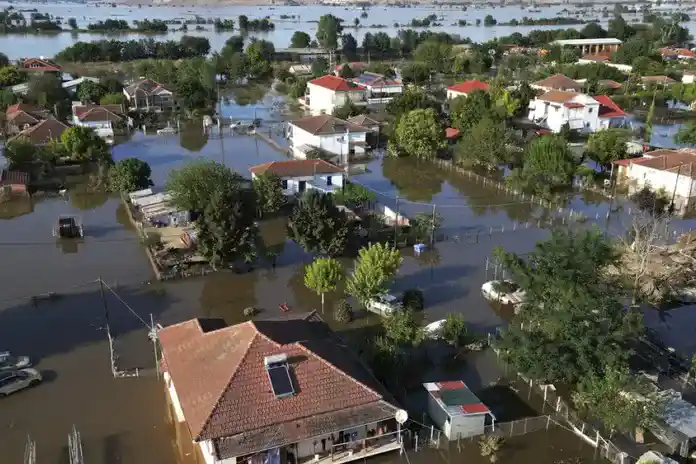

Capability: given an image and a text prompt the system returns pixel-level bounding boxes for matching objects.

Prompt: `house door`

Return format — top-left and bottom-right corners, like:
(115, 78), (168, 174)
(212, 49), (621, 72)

(299, 180), (306, 192)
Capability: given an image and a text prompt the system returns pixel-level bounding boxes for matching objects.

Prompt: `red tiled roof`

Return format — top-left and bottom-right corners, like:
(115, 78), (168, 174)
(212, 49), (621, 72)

(7, 111), (39, 125)
(581, 54), (611, 62)
(447, 80), (489, 94)
(6, 103), (45, 117)
(250, 159), (343, 177)
(9, 118), (69, 145)
(620, 149), (696, 176)
(334, 62), (369, 72)
(309, 75), (365, 92)
(594, 95), (627, 118)
(73, 104), (124, 122)
(158, 314), (397, 444)
(290, 114), (369, 136)
(660, 48), (696, 58)
(21, 58), (61, 72)
(599, 79), (622, 90)
(445, 127), (461, 139)
(461, 403), (490, 414)
(533, 73), (583, 91)
(438, 380), (466, 390)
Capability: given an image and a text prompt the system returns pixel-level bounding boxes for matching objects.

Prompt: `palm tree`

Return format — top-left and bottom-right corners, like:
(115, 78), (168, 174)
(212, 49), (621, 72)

(479, 436), (503, 463)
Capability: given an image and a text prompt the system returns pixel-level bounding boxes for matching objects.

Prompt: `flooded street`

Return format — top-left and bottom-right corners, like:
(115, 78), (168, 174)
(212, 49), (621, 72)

(0, 91), (686, 463)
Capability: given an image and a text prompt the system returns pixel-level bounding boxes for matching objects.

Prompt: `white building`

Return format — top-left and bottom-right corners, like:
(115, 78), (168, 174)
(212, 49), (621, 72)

(351, 72), (403, 104)
(159, 314), (403, 464)
(424, 381), (495, 440)
(62, 76), (100, 95)
(287, 114), (369, 163)
(446, 80), (489, 100)
(302, 75), (368, 115)
(614, 149), (696, 215)
(71, 102), (124, 140)
(552, 38), (622, 54)
(249, 159), (345, 196)
(683, 71), (696, 84)
(527, 91), (629, 133)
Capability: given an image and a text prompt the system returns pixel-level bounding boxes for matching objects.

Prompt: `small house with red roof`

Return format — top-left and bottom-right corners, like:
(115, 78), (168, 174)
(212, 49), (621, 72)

(446, 80), (489, 100)
(660, 48), (696, 61)
(424, 381), (495, 440)
(5, 103), (48, 135)
(159, 313), (402, 464)
(250, 159), (345, 195)
(303, 75), (368, 115)
(20, 57), (61, 73)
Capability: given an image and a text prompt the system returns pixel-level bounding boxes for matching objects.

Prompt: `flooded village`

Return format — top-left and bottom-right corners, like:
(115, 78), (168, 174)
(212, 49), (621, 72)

(4, 2), (696, 464)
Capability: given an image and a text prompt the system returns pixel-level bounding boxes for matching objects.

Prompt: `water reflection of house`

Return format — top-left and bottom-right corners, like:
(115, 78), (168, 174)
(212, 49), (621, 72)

(613, 149), (696, 215)
(0, 170), (29, 194)
(159, 312), (403, 464)
(5, 103), (48, 135)
(123, 78), (174, 112)
(287, 114), (369, 163)
(423, 381), (495, 440)
(249, 159), (344, 196)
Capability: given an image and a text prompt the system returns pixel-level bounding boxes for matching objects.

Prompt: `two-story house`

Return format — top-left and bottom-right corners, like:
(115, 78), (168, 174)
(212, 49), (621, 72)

(351, 72), (403, 104)
(288, 114), (369, 163)
(302, 75), (367, 115)
(159, 313), (403, 464)
(123, 79), (174, 112)
(249, 159), (344, 196)
(527, 91), (628, 133)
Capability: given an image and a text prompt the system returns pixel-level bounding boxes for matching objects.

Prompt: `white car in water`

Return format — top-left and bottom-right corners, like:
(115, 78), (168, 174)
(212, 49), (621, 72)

(0, 351), (31, 371)
(366, 294), (400, 317)
(0, 368), (42, 397)
(481, 280), (526, 306)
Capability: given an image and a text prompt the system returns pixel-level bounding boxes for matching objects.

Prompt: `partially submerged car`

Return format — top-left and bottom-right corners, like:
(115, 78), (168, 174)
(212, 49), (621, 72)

(0, 368), (42, 397)
(481, 280), (526, 306)
(0, 352), (31, 371)
(366, 294), (400, 317)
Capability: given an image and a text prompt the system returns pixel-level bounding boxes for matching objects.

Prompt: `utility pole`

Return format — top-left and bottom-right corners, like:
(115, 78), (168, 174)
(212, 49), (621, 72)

(99, 277), (109, 326)
(430, 204), (436, 248)
(394, 196), (400, 247)
(149, 313), (160, 379)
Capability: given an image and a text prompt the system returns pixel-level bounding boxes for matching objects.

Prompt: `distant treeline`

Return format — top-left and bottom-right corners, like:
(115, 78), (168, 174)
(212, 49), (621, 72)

(55, 36), (211, 62)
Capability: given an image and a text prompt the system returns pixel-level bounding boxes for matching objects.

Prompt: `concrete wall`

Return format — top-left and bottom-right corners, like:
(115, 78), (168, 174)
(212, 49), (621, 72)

(164, 372), (186, 423)
(307, 84), (367, 114)
(252, 172), (344, 196)
(627, 163), (696, 213)
(291, 126), (366, 160)
(449, 414), (485, 440)
(528, 100), (600, 133)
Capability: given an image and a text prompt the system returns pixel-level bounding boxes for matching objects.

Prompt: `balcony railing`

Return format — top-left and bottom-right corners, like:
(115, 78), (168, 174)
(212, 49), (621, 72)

(299, 430), (401, 464)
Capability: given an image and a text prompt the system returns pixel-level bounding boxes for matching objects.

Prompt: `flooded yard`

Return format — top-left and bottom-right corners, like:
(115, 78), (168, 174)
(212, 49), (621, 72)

(0, 95), (686, 463)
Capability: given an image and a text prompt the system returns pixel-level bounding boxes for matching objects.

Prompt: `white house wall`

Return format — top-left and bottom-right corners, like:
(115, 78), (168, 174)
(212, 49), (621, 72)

(449, 414), (486, 440)
(307, 84), (367, 115)
(627, 163), (696, 212)
(164, 372), (186, 423)
(290, 126), (367, 159)
(528, 99), (600, 133)
(252, 172), (344, 196)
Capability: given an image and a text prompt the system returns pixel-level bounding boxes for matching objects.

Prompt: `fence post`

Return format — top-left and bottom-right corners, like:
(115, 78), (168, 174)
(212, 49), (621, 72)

(546, 415), (550, 430)
(430, 426), (434, 445)
(556, 396), (561, 412)
(415, 434), (418, 452)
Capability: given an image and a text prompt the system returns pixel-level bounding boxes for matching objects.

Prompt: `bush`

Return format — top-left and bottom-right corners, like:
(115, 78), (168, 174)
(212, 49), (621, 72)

(243, 306), (258, 317)
(334, 299), (353, 323)
(402, 288), (424, 311)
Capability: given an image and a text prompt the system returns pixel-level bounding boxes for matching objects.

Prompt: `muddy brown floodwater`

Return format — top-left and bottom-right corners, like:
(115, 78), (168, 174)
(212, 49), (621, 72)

(4, 107), (690, 464)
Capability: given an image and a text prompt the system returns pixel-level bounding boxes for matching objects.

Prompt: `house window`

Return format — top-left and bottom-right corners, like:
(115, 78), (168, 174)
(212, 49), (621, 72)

(326, 176), (332, 186)
(281, 179), (288, 189)
(588, 108), (593, 113)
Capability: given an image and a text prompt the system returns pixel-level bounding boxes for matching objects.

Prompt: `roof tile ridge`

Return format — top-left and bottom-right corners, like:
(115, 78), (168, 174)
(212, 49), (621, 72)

(294, 338), (383, 402)
(197, 322), (260, 440)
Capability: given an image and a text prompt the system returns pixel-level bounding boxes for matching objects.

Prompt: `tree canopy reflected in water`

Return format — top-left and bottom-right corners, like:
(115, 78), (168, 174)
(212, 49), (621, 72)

(0, 197), (34, 219)
(179, 122), (209, 153)
(71, 192), (110, 211)
(381, 157), (443, 202)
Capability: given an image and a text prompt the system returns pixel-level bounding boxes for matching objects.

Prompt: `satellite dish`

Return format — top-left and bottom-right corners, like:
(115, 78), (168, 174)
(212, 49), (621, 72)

(395, 409), (408, 424)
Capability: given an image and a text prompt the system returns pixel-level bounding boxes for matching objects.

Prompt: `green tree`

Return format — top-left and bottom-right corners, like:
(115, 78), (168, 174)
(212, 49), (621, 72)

(252, 172), (284, 216)
(496, 90), (521, 119)
(246, 39), (275, 78)
(409, 212), (443, 243)
(346, 242), (402, 305)
(27, 73), (69, 111)
(108, 158), (153, 192)
(513, 134), (576, 192)
(166, 160), (246, 212)
(195, 186), (257, 269)
(288, 190), (350, 256)
(395, 108), (445, 160)
(613, 39), (653, 65)
(238, 15), (249, 30)
(382, 308), (424, 347)
(339, 64), (355, 79)
(100, 93), (124, 105)
(386, 87), (438, 121)
(644, 94), (656, 143)
(332, 100), (361, 120)
(483, 14), (497, 26)
(0, 66), (22, 87)
(77, 80), (106, 103)
(572, 366), (661, 434)
(224, 35), (245, 54)
(675, 121), (696, 146)
(586, 129), (629, 170)
(304, 257), (344, 312)
(334, 182), (375, 209)
(67, 17), (78, 29)
(440, 313), (472, 349)
(311, 57), (329, 77)
(449, 91), (498, 133)
(316, 14), (343, 50)
(60, 126), (111, 163)
(290, 31), (311, 49)
(3, 137), (38, 169)
(493, 229), (642, 384)
(413, 39), (452, 73)
(454, 117), (510, 171)
(176, 76), (211, 110)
